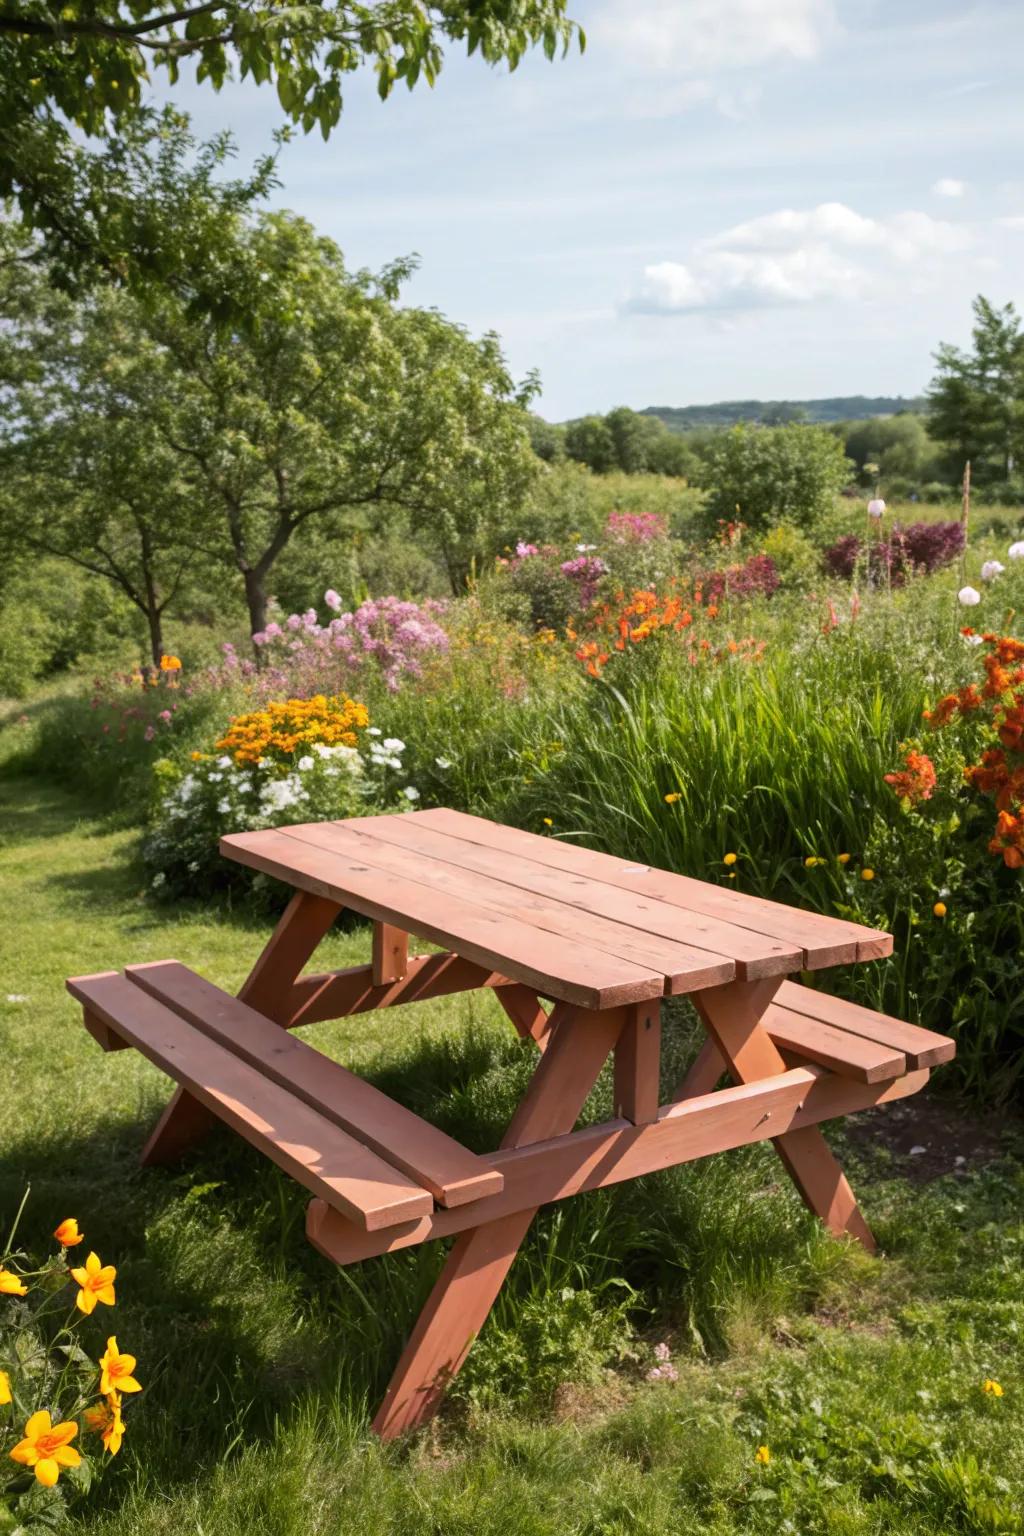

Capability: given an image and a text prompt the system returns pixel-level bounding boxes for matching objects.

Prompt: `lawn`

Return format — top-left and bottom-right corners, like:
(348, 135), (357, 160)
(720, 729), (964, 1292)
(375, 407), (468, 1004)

(1, 771), (1022, 1535)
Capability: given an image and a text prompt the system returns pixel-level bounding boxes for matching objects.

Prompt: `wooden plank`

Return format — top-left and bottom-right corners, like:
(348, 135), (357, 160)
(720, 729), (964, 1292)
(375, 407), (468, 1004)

(286, 954), (512, 1027)
(66, 971), (433, 1232)
(279, 821), (736, 996)
(82, 1003), (130, 1053)
(408, 808), (891, 967)
(221, 828), (670, 1010)
(124, 961), (503, 1209)
(695, 976), (875, 1251)
(495, 985), (554, 1050)
(775, 981), (955, 1070)
(308, 1065), (931, 1266)
(764, 1003), (906, 1084)
(343, 814), (802, 982)
(370, 1002), (625, 1440)
(613, 999), (661, 1124)
(239, 890), (342, 1023)
(372, 923), (408, 986)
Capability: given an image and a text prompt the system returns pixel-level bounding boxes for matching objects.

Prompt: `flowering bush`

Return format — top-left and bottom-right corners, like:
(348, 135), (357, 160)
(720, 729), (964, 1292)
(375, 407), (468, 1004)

(701, 552), (781, 604)
(571, 583), (766, 679)
(143, 695), (422, 899)
(924, 631), (1024, 867)
(605, 510), (667, 544)
(1, 1203), (141, 1527)
(251, 594), (449, 696)
(823, 521), (965, 583)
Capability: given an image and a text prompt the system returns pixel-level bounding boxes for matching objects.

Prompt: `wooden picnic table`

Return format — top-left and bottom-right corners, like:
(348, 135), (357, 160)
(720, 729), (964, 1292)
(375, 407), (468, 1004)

(67, 808), (955, 1439)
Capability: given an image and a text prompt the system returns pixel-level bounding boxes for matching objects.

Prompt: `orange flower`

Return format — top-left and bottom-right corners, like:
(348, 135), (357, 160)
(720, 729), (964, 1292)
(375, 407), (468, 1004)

(70, 1251), (116, 1314)
(0, 1267), (27, 1297)
(84, 1394), (125, 1456)
(9, 1411), (81, 1486)
(99, 1337), (142, 1397)
(884, 750), (937, 806)
(54, 1217), (84, 1248)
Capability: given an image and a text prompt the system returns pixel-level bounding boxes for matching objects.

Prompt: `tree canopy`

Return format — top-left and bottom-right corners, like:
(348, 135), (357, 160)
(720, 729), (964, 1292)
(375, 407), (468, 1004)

(0, 211), (540, 653)
(696, 423), (852, 533)
(0, 1), (582, 283)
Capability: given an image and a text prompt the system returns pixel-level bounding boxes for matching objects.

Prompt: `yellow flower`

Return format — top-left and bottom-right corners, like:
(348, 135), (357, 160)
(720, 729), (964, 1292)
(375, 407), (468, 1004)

(159, 654), (182, 672)
(804, 856), (822, 868)
(99, 1337), (142, 1397)
(54, 1217), (83, 1248)
(0, 1370), (11, 1404)
(0, 1267), (27, 1297)
(664, 792), (682, 804)
(755, 1444), (771, 1465)
(982, 1378), (1004, 1397)
(933, 901), (947, 918)
(9, 1410), (81, 1487)
(70, 1251), (116, 1315)
(861, 867), (875, 881)
(542, 817), (553, 827)
(84, 1394), (125, 1455)
(723, 852), (738, 866)
(837, 853), (851, 864)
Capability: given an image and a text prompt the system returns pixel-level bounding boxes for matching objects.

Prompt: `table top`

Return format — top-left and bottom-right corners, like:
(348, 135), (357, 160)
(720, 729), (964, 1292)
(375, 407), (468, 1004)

(222, 809), (892, 1011)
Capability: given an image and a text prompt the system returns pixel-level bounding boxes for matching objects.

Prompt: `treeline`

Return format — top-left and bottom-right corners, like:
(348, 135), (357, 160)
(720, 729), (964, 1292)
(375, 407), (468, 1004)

(544, 297), (1024, 503)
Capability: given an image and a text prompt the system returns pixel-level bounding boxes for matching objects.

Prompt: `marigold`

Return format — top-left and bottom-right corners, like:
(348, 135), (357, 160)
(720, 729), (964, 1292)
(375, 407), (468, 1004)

(9, 1411), (81, 1487)
(159, 654), (182, 672)
(216, 694), (370, 766)
(755, 1445), (771, 1465)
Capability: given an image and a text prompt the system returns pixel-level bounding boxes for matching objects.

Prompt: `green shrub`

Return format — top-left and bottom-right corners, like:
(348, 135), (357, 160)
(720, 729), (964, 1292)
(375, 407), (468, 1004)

(697, 424), (852, 535)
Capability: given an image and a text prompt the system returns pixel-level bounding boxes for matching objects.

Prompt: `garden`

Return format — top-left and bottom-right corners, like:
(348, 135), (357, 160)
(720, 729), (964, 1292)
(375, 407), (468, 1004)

(3, 475), (1024, 1534)
(1, 0), (1023, 1526)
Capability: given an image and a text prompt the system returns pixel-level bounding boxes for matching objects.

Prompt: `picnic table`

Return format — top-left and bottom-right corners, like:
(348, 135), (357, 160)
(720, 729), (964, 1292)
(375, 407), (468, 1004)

(67, 808), (955, 1439)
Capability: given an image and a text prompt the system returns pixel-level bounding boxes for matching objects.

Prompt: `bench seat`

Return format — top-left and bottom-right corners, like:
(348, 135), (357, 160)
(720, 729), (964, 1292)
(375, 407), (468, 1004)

(67, 963), (504, 1230)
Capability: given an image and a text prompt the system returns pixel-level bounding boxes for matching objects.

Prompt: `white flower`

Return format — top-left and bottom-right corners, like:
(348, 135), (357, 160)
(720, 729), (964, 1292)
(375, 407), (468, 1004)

(324, 588), (343, 613)
(208, 772), (223, 783)
(402, 786), (421, 802)
(383, 737), (405, 753)
(260, 777), (306, 813)
(867, 498), (886, 519)
(297, 755), (315, 772)
(957, 586), (981, 606)
(981, 560), (1005, 582)
(367, 726), (382, 736)
(963, 632), (984, 646)
(218, 798), (231, 814)
(5, 994), (28, 1004)
(435, 757), (452, 769)
(217, 755), (233, 769)
(151, 872), (166, 888)
(1008, 541), (1024, 560)
(313, 742), (333, 757)
(387, 757), (402, 770)
(575, 543), (597, 552)
(187, 861), (200, 873)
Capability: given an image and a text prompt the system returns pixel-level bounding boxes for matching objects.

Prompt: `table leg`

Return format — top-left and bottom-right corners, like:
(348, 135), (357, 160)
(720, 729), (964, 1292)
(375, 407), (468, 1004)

(141, 891), (341, 1165)
(694, 979), (875, 1252)
(496, 984), (554, 1050)
(371, 1001), (627, 1439)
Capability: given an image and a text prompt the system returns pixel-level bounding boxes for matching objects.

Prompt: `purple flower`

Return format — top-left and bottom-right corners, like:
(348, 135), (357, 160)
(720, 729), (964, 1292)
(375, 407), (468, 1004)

(325, 589), (343, 612)
(515, 541), (539, 558)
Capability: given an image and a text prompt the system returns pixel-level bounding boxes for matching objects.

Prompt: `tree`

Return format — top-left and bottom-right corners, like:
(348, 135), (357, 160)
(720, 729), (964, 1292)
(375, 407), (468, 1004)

(696, 424), (852, 533)
(0, 257), (211, 666)
(0, 2), (582, 285)
(563, 405), (699, 478)
(1, 212), (539, 636)
(928, 296), (1024, 488)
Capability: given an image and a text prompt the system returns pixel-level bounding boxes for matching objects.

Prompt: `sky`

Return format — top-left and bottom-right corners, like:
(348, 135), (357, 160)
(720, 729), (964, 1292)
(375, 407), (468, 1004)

(166, 0), (1024, 420)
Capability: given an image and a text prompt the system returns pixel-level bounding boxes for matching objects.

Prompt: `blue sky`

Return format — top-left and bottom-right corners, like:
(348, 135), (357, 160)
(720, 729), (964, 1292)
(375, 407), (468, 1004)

(168, 0), (1024, 420)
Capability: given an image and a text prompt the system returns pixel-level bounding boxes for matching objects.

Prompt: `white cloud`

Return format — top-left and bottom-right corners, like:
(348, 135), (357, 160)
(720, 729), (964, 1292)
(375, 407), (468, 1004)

(932, 177), (967, 197)
(626, 201), (971, 315)
(597, 0), (837, 74)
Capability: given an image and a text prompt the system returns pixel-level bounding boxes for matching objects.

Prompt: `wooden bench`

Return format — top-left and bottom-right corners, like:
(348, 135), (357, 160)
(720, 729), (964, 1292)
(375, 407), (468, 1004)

(68, 963), (502, 1231)
(67, 807), (955, 1441)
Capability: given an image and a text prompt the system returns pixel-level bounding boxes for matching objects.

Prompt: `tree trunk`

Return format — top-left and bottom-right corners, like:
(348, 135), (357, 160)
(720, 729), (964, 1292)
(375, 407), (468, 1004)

(243, 569), (268, 647)
(146, 607), (165, 671)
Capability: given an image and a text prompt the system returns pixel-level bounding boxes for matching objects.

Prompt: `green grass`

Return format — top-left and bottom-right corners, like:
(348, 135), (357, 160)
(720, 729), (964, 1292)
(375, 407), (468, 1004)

(1, 772), (1022, 1534)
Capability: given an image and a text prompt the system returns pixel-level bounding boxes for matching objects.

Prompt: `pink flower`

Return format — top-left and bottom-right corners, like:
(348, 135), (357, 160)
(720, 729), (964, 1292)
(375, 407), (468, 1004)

(515, 541), (539, 558)
(158, 710), (172, 722)
(144, 725), (156, 741)
(324, 589), (343, 613)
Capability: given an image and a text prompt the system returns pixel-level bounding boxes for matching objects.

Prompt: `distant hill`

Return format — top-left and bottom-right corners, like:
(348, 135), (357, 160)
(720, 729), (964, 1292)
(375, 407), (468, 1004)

(640, 396), (927, 432)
